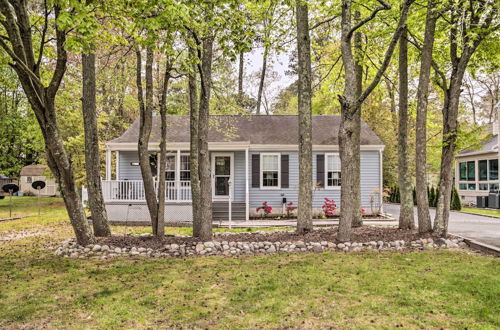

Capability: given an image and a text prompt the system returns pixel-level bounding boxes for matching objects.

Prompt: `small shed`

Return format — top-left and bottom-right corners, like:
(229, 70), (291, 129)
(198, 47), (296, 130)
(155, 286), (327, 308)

(19, 165), (59, 196)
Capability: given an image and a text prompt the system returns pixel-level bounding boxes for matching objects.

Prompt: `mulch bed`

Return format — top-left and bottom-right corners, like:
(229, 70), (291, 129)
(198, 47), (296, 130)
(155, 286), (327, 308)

(99, 226), (442, 250)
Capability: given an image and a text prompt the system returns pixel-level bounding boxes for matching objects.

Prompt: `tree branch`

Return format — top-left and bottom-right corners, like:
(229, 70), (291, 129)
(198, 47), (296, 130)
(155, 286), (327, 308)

(347, 0), (391, 39)
(47, 5), (68, 100)
(357, 0), (415, 106)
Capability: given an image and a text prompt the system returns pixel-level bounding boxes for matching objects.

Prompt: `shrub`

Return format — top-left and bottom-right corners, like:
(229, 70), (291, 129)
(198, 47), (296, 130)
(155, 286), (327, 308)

(451, 185), (462, 211)
(322, 198), (337, 217)
(285, 201), (297, 218)
(256, 202), (272, 217)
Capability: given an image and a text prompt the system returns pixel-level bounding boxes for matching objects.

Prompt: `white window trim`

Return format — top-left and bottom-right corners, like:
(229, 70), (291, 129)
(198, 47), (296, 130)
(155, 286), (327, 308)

(164, 152), (190, 182)
(325, 152), (341, 190)
(260, 152), (281, 190)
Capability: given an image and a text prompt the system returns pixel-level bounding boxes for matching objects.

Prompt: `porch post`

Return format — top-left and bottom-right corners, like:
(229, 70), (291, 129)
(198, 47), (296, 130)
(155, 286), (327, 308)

(105, 147), (112, 181)
(115, 151), (120, 180)
(245, 147), (249, 221)
(176, 149), (181, 201)
(379, 149), (383, 214)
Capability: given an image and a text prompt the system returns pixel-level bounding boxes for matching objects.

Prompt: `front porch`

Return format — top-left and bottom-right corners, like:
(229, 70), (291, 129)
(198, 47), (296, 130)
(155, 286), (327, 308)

(101, 144), (251, 223)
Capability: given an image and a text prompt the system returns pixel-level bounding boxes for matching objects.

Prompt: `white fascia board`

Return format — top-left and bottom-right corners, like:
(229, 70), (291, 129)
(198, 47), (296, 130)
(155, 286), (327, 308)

(249, 144), (385, 151)
(107, 141), (251, 151)
(107, 142), (385, 152)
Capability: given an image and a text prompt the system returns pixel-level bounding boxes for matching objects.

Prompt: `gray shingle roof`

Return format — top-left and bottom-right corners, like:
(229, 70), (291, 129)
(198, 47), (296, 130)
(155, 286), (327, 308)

(109, 115), (383, 146)
(20, 165), (48, 176)
(456, 135), (499, 157)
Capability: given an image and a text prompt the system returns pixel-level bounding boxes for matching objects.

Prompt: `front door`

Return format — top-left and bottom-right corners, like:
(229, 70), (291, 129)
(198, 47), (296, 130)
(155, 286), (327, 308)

(212, 153), (233, 199)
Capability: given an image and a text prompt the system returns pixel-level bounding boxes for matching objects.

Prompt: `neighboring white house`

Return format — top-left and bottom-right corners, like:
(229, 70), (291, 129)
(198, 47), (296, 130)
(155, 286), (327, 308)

(455, 122), (500, 204)
(102, 115), (385, 224)
(19, 165), (59, 196)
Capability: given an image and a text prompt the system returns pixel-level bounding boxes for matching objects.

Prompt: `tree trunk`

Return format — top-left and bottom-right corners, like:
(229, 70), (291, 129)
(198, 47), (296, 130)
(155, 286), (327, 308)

(434, 70), (466, 236)
(136, 47), (159, 234)
(238, 51), (244, 105)
(198, 37), (215, 241)
(0, 3), (95, 245)
(337, 0), (412, 242)
(256, 46), (269, 115)
(189, 48), (202, 237)
(81, 51), (111, 237)
(296, 2), (313, 234)
(415, 1), (437, 233)
(157, 63), (171, 238)
(397, 27), (415, 230)
(352, 11), (363, 228)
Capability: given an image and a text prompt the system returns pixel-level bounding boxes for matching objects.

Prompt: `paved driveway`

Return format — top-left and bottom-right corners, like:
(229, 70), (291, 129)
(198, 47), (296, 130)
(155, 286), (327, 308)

(384, 204), (500, 248)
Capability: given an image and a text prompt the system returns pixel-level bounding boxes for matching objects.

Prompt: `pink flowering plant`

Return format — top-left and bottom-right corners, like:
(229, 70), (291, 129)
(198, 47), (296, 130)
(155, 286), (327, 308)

(322, 198), (337, 217)
(285, 201), (298, 218)
(256, 201), (272, 218)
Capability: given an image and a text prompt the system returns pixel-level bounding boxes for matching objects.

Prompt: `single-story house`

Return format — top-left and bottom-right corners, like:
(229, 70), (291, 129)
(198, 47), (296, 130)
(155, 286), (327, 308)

(19, 164), (59, 196)
(102, 115), (384, 223)
(455, 131), (499, 204)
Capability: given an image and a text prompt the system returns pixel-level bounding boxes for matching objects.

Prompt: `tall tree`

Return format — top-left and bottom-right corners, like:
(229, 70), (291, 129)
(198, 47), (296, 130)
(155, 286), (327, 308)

(413, 0), (437, 233)
(337, 0), (413, 242)
(136, 47), (160, 235)
(296, 1), (313, 234)
(0, 0), (95, 245)
(156, 59), (172, 237)
(82, 50), (111, 237)
(188, 46), (202, 237)
(433, 0), (498, 236)
(397, 26), (415, 230)
(197, 36), (215, 240)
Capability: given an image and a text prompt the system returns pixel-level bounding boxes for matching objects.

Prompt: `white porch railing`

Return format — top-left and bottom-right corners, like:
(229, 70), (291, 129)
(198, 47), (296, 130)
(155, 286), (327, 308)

(102, 180), (192, 202)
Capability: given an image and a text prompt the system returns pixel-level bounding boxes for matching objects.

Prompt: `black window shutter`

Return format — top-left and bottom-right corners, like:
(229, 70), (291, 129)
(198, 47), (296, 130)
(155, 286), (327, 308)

(281, 154), (289, 188)
(252, 154), (260, 188)
(317, 154), (325, 188)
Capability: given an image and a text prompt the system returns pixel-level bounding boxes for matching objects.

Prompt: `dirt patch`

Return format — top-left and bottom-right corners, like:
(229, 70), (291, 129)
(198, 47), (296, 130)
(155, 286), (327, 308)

(99, 227), (442, 250)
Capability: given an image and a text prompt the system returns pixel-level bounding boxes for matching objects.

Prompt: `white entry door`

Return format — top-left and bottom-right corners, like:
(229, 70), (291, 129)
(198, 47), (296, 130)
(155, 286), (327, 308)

(211, 153), (234, 200)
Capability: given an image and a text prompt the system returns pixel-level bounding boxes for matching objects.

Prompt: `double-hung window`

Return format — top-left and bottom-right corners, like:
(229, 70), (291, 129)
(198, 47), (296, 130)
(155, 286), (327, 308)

(180, 155), (191, 181)
(165, 155), (176, 181)
(325, 153), (341, 188)
(261, 153), (280, 188)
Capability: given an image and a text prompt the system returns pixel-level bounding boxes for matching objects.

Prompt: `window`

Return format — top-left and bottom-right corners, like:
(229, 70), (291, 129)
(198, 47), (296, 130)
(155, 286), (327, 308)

(490, 183), (499, 191)
(261, 153), (280, 188)
(165, 155), (176, 181)
(326, 153), (341, 188)
(479, 183), (489, 190)
(458, 161), (475, 181)
(459, 162), (467, 181)
(468, 183), (476, 190)
(27, 176), (32, 184)
(489, 159), (498, 180)
(467, 161), (475, 181)
(180, 155), (191, 181)
(479, 160), (488, 181)
(459, 183), (467, 190)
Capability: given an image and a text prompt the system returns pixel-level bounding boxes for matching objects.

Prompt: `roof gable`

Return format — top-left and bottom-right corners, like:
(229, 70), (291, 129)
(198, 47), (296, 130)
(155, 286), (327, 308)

(109, 115), (383, 146)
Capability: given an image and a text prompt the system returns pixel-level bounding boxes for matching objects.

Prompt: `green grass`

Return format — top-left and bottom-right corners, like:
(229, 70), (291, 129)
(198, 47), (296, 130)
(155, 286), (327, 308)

(462, 207), (500, 218)
(1, 197), (499, 328)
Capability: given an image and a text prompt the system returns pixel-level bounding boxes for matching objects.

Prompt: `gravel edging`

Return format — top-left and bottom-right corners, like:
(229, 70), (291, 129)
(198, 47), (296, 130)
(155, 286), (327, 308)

(50, 232), (467, 259)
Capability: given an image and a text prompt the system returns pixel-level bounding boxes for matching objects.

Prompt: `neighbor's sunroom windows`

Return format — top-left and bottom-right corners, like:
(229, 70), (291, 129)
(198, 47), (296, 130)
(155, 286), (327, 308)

(325, 153), (341, 188)
(261, 153), (280, 188)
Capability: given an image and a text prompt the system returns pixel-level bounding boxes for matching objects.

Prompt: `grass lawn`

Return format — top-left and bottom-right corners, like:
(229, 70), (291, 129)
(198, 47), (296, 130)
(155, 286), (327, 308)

(1, 197), (499, 328)
(461, 207), (500, 218)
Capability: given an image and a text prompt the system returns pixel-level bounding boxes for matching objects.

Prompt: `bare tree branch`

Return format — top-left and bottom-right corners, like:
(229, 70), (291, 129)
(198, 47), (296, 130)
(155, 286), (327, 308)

(347, 0), (391, 39)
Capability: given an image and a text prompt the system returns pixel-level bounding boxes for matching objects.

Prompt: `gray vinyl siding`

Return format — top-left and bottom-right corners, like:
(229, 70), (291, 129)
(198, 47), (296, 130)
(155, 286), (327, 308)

(249, 151), (381, 209)
(118, 149), (382, 209)
(118, 151), (142, 180)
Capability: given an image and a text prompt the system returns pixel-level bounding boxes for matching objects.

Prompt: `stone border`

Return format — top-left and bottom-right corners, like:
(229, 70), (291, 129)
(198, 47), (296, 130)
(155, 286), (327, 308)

(50, 232), (467, 259)
(450, 234), (500, 257)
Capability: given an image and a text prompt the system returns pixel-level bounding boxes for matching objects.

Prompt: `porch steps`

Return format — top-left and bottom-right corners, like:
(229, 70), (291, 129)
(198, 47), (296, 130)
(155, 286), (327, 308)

(213, 202), (246, 221)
